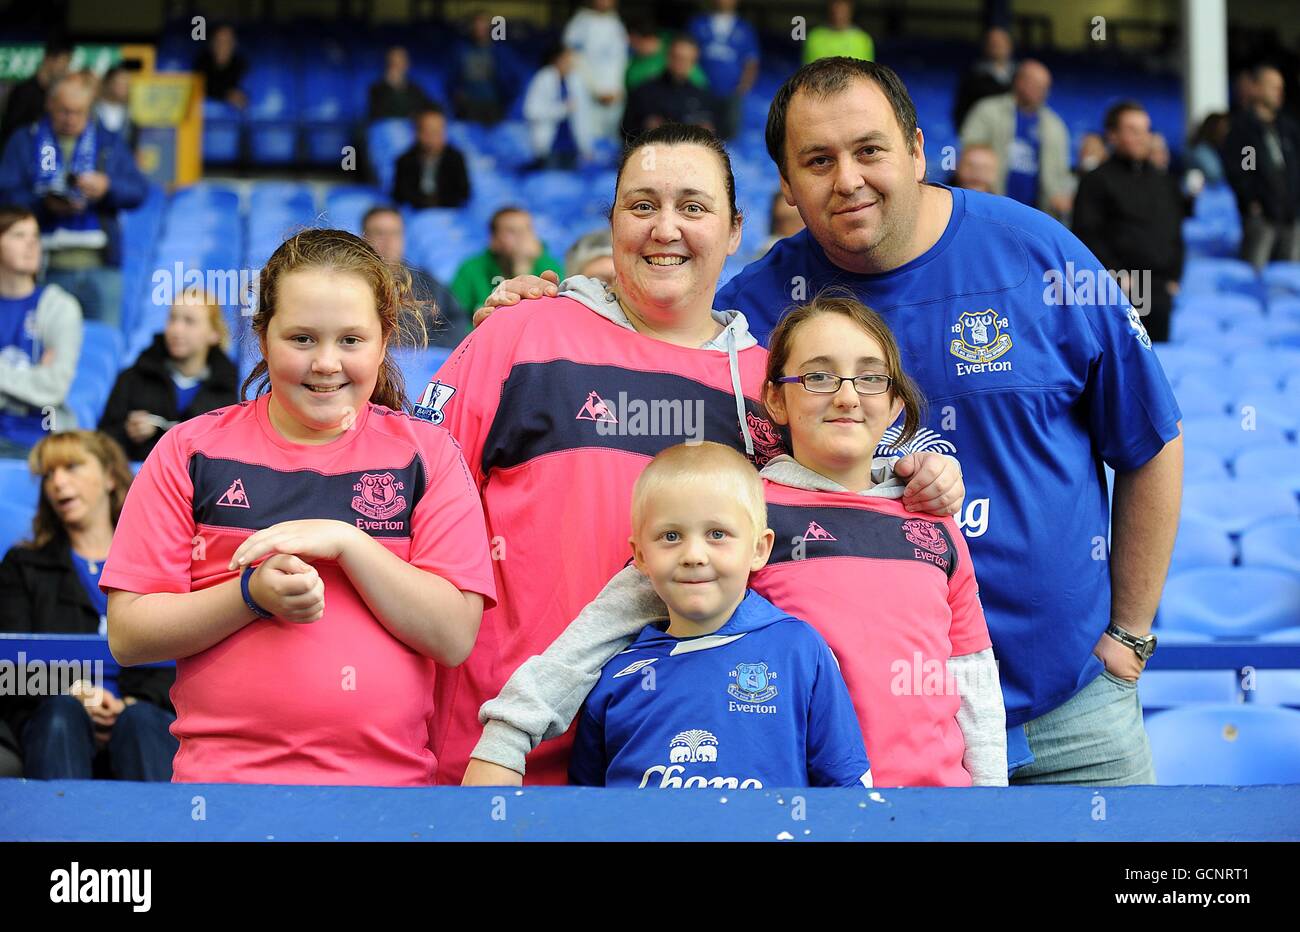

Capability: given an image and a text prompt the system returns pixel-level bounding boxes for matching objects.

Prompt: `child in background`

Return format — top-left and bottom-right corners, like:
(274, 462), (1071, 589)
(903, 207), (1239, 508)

(100, 294), (238, 461)
(101, 229), (496, 786)
(466, 294), (1005, 788)
(569, 442), (872, 789)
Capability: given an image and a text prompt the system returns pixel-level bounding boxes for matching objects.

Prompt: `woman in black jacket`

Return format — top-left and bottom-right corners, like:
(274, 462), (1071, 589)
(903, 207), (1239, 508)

(99, 295), (238, 462)
(0, 430), (177, 780)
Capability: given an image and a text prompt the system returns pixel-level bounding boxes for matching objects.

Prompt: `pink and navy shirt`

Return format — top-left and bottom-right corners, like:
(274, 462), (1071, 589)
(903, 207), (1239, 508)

(100, 393), (496, 786)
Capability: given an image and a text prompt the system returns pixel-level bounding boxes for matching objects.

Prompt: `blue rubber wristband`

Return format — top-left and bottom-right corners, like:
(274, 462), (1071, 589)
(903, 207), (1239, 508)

(241, 563), (273, 619)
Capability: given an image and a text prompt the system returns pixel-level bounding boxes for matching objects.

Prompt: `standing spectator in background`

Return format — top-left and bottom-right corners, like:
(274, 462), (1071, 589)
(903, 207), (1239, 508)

(951, 26), (1014, 131)
(451, 207), (563, 313)
(99, 295), (237, 462)
(626, 17), (709, 92)
(392, 106), (470, 209)
(803, 0), (875, 65)
(452, 13), (511, 126)
(0, 38), (74, 149)
(688, 0), (760, 139)
(564, 228), (614, 284)
(1073, 101), (1184, 344)
(1186, 112), (1230, 189)
(0, 73), (147, 328)
(94, 65), (136, 151)
(563, 0), (630, 143)
(361, 206), (467, 348)
(622, 36), (721, 140)
(949, 144), (999, 193)
(0, 205), (81, 455)
(1222, 64), (1300, 268)
(0, 431), (178, 781)
(960, 59), (1072, 218)
(523, 45), (595, 170)
(368, 47), (434, 123)
(1076, 132), (1107, 175)
(752, 189), (806, 259)
(193, 24), (248, 110)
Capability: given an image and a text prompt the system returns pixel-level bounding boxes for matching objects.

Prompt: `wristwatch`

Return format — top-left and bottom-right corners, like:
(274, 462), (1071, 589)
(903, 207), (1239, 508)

(1106, 622), (1157, 661)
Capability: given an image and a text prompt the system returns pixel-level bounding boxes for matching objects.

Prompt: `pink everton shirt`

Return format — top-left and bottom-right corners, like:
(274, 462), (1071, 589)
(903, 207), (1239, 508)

(754, 480), (991, 787)
(100, 394), (496, 786)
(423, 297), (775, 784)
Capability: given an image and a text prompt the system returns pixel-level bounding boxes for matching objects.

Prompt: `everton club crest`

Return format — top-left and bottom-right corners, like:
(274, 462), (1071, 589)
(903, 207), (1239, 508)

(727, 662), (778, 703)
(351, 472), (406, 520)
(950, 309), (1013, 370)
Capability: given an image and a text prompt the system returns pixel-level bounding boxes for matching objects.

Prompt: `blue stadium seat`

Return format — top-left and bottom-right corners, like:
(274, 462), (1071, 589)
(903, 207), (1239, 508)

(202, 100), (243, 163)
(1239, 517), (1300, 575)
(1233, 444), (1300, 492)
(1169, 516), (1235, 572)
(1153, 344), (1222, 384)
(1182, 478), (1297, 534)
(1180, 415), (1292, 465)
(250, 182), (317, 216)
(366, 119), (416, 196)
(1180, 258), (1259, 298)
(246, 64), (300, 164)
(1271, 296), (1300, 322)
(0, 500), (36, 556)
(1139, 671), (1240, 710)
(1146, 704), (1300, 784)
(321, 187), (387, 235)
(1183, 452), (1230, 483)
(1160, 565), (1300, 636)
(1172, 373), (1228, 417)
(1262, 262), (1300, 297)
(0, 457), (41, 501)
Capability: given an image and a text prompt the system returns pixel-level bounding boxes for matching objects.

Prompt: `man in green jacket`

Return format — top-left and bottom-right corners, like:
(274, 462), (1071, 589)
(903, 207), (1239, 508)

(451, 206), (564, 312)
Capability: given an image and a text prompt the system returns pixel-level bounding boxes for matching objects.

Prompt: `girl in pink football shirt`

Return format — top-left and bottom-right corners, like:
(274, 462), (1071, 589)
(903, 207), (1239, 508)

(102, 229), (496, 786)
(464, 293), (1007, 787)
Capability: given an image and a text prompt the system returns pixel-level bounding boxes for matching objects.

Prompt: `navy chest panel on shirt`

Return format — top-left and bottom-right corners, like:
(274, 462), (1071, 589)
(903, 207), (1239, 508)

(481, 359), (785, 473)
(189, 452), (427, 537)
(766, 502), (957, 579)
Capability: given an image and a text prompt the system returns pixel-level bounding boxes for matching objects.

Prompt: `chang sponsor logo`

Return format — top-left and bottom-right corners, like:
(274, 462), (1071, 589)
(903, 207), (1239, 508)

(638, 730), (764, 789)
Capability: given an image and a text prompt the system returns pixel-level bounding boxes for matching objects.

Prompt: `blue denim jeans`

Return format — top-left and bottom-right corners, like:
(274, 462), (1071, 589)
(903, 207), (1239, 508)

(44, 265), (123, 329)
(20, 694), (178, 781)
(1010, 671), (1157, 786)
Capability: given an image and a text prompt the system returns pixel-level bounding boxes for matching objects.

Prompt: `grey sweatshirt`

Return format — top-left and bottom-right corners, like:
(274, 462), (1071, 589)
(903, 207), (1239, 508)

(471, 453), (1010, 786)
(0, 283), (83, 432)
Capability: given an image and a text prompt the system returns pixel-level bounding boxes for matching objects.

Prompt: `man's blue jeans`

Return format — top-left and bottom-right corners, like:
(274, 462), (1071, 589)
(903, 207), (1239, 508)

(44, 266), (123, 329)
(1010, 671), (1157, 786)
(21, 695), (178, 781)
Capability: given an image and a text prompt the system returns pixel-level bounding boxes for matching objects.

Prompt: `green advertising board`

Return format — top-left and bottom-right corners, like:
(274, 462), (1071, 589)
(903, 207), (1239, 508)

(0, 44), (123, 80)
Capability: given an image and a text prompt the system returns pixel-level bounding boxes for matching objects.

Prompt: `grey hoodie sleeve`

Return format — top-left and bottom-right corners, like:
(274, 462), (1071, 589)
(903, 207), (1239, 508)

(947, 647), (1008, 786)
(0, 285), (82, 414)
(471, 564), (667, 774)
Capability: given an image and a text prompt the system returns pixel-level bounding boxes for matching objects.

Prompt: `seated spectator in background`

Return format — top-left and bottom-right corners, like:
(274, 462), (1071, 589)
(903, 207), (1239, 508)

(451, 206), (563, 312)
(392, 106), (471, 209)
(1185, 112), (1230, 193)
(1222, 64), (1300, 268)
(0, 73), (147, 327)
(1073, 100), (1184, 344)
(523, 45), (596, 170)
(452, 12), (511, 125)
(0, 205), (81, 456)
(565, 228), (614, 284)
(0, 430), (178, 781)
(0, 38), (73, 149)
(622, 36), (721, 141)
(803, 0), (874, 65)
(753, 190), (805, 259)
(626, 17), (709, 92)
(960, 59), (1072, 218)
(193, 24), (248, 109)
(99, 294), (237, 462)
(951, 26), (1014, 131)
(949, 143), (999, 194)
(362, 205), (468, 348)
(688, 0), (760, 138)
(94, 65), (136, 150)
(563, 0), (629, 142)
(368, 46), (434, 123)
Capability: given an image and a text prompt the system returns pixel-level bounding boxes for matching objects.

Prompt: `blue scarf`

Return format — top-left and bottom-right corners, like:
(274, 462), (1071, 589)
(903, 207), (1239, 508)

(32, 116), (107, 249)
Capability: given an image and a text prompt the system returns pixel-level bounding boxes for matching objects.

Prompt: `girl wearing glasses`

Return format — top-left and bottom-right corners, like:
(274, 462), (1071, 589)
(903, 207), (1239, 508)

(463, 291), (1006, 788)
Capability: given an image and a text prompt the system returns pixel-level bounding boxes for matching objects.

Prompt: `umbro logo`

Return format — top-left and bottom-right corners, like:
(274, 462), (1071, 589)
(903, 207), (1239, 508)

(613, 658), (658, 678)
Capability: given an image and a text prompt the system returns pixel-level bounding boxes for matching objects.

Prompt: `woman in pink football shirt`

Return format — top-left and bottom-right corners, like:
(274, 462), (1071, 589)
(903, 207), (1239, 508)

(102, 229), (496, 786)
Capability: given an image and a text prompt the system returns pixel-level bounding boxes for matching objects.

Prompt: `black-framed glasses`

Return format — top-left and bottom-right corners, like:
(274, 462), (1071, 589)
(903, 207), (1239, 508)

(776, 372), (894, 395)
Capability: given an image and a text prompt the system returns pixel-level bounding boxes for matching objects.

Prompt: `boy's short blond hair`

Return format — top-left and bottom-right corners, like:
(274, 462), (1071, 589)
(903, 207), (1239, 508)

(630, 442), (767, 537)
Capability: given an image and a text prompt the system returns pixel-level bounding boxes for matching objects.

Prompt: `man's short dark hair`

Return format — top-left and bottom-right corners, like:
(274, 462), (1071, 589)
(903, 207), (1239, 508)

(668, 33), (698, 50)
(489, 205), (528, 235)
(415, 104), (445, 122)
(361, 205), (401, 231)
(1103, 99), (1146, 134)
(765, 57), (919, 178)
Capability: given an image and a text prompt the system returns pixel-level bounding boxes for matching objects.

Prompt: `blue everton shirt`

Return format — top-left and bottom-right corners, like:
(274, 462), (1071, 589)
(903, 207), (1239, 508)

(569, 590), (872, 789)
(715, 185), (1182, 726)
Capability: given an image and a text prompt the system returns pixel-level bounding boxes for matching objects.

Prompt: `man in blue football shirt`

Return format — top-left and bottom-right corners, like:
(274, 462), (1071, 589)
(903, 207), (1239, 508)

(476, 58), (1183, 786)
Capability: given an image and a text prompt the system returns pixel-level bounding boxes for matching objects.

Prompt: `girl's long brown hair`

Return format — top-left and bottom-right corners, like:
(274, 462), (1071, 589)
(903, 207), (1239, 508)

(240, 228), (428, 412)
(764, 290), (925, 450)
(24, 431), (134, 549)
